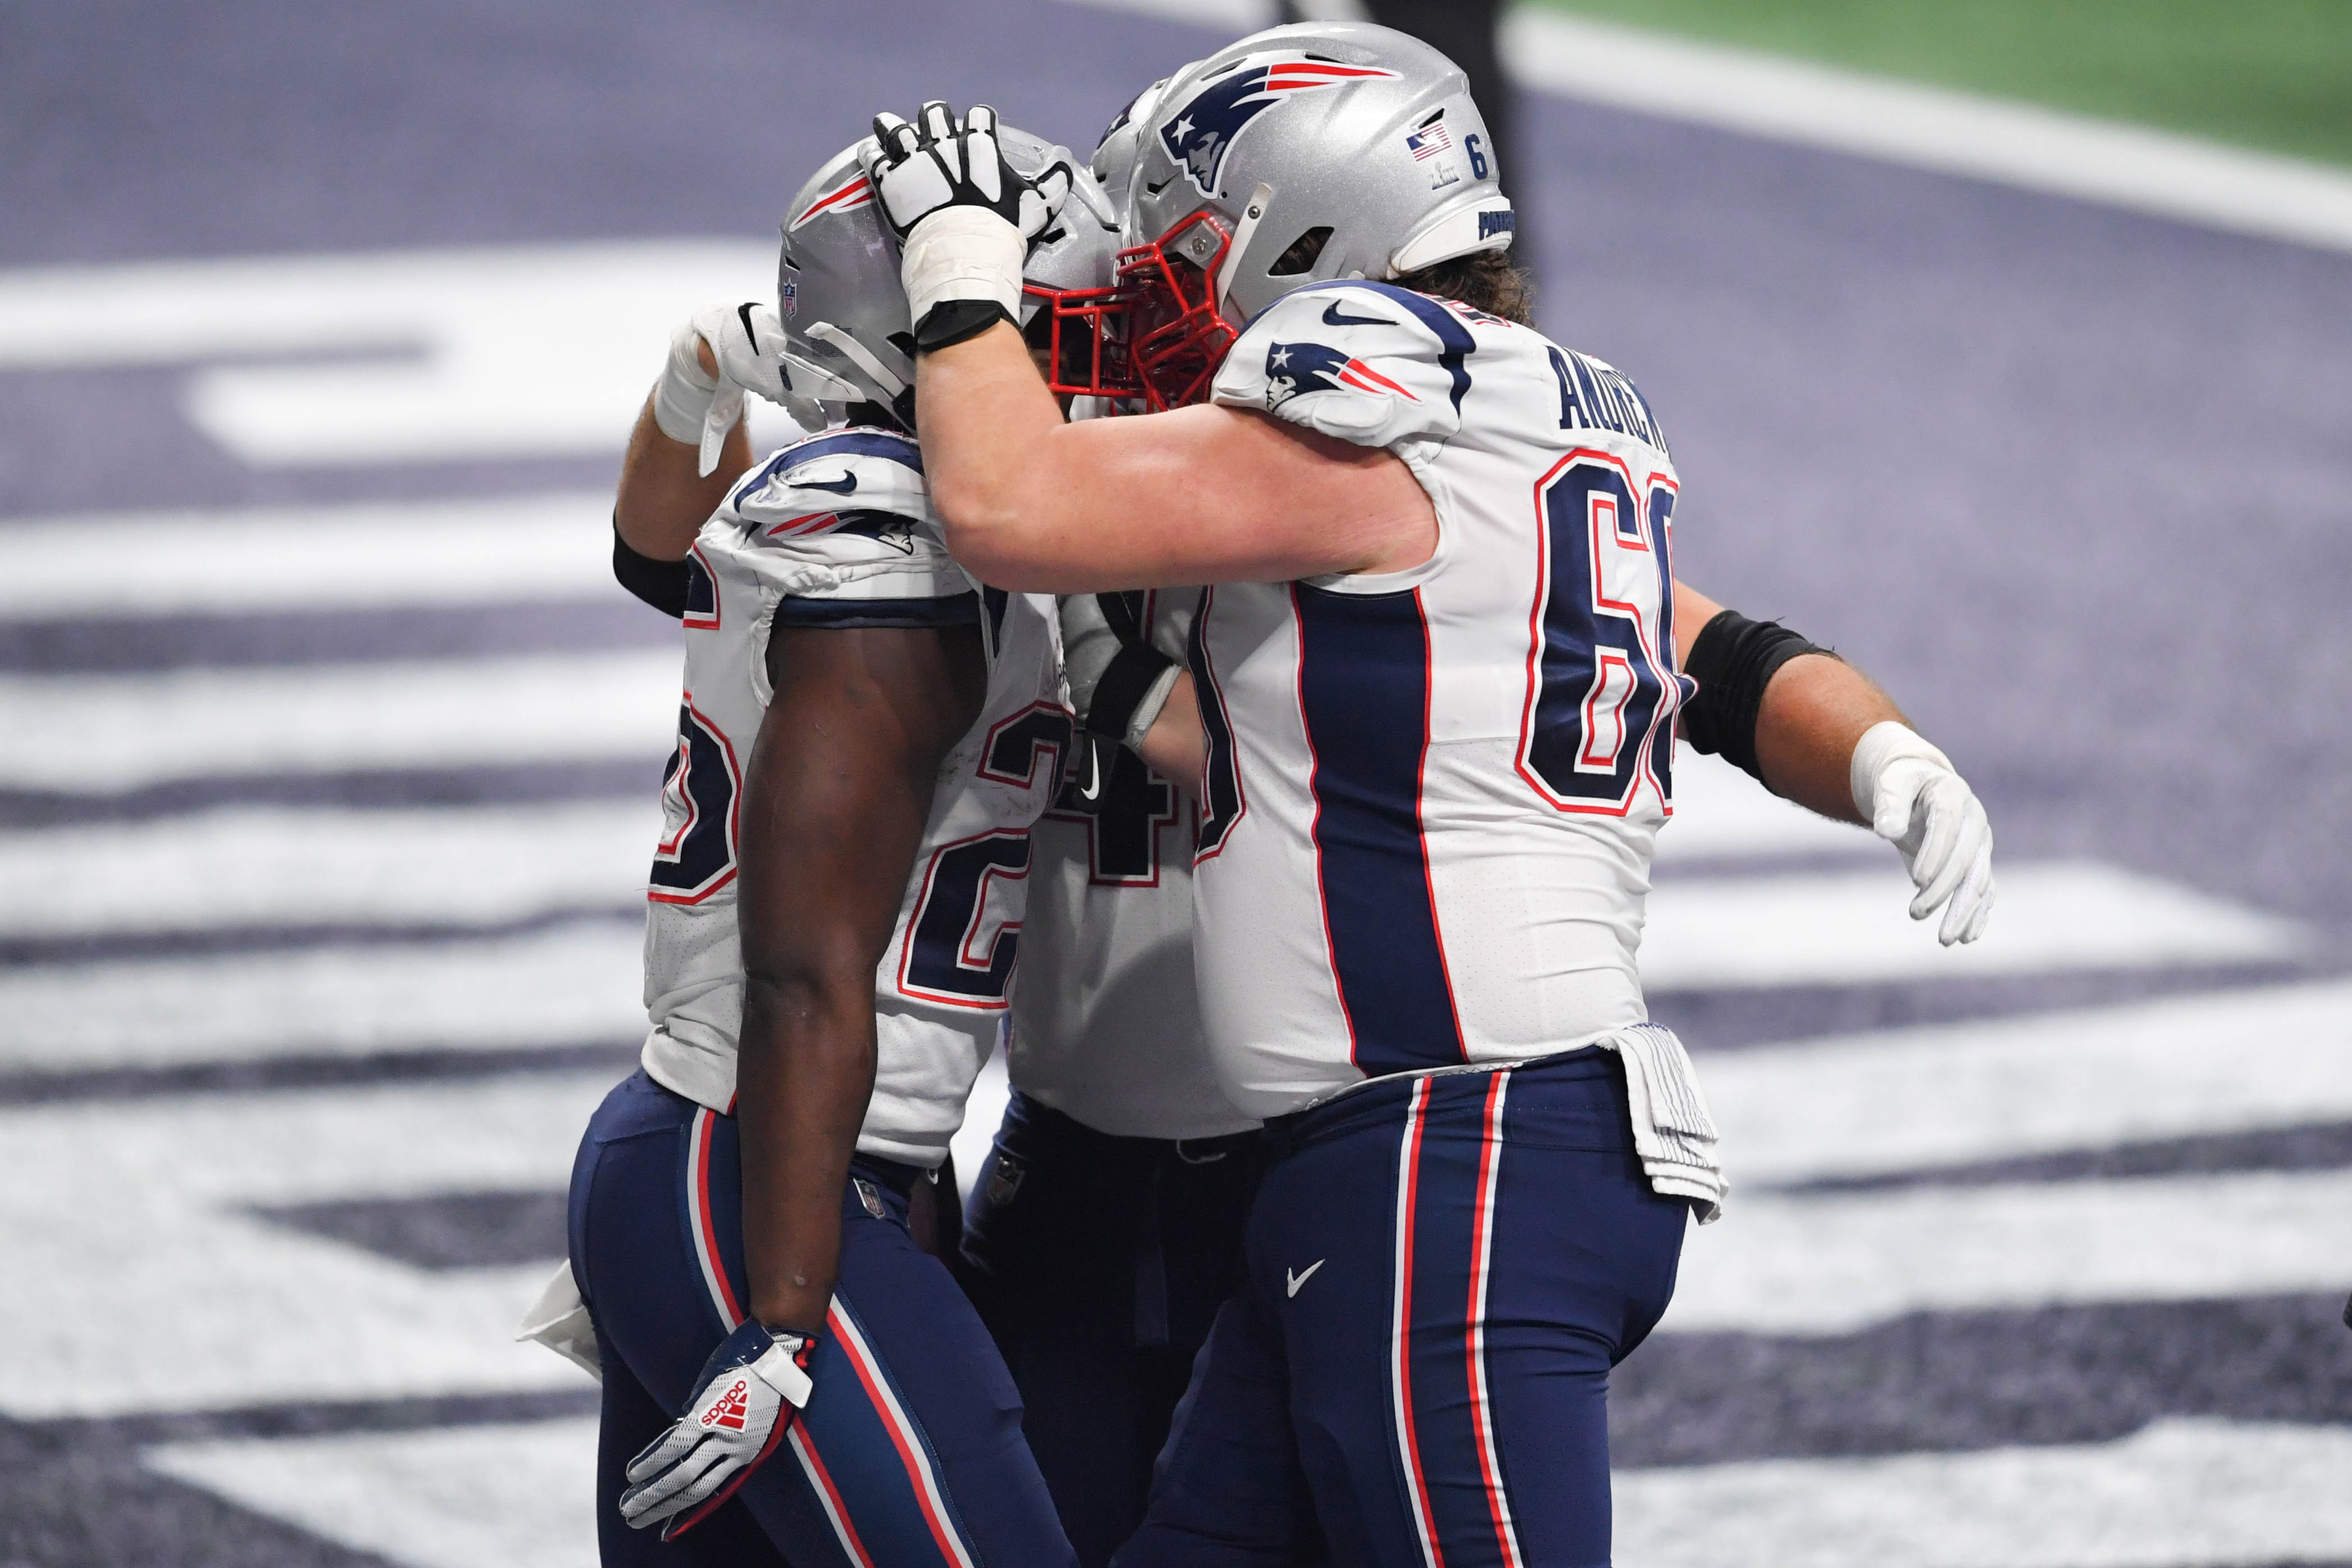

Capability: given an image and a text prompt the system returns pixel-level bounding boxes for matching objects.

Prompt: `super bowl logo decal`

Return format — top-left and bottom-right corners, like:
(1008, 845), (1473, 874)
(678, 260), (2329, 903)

(1161, 58), (1400, 196)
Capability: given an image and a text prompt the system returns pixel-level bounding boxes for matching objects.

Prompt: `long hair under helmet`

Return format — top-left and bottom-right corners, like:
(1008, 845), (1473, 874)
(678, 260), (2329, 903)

(1102, 22), (1513, 410)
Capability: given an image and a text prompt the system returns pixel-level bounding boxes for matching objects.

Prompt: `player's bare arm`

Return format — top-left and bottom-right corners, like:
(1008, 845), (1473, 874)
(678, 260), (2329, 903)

(734, 621), (987, 1334)
(1673, 580), (1994, 944)
(860, 103), (1437, 588)
(615, 335), (752, 561)
(920, 323), (1436, 589)
(618, 300), (815, 560)
(1134, 670), (1204, 793)
(1671, 580), (1889, 825)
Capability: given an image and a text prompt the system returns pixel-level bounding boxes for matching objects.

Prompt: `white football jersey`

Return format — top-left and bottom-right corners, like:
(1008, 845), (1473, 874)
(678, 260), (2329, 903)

(1006, 588), (1258, 1142)
(1191, 281), (1694, 1121)
(638, 426), (1070, 1168)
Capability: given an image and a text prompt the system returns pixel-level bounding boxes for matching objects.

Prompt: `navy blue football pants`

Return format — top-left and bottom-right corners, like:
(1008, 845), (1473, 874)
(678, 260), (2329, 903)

(567, 1069), (1075, 1568)
(958, 1090), (1271, 1567)
(1115, 1048), (1692, 1568)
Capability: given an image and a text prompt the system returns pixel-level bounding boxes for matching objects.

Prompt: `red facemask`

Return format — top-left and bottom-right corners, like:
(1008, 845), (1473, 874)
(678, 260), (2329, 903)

(1021, 276), (1141, 404)
(1019, 210), (1244, 413)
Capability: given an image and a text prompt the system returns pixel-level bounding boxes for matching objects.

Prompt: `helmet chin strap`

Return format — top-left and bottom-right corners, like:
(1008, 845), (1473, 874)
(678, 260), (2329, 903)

(1065, 168), (1119, 228)
(777, 348), (862, 405)
(1213, 182), (1276, 321)
(803, 322), (909, 400)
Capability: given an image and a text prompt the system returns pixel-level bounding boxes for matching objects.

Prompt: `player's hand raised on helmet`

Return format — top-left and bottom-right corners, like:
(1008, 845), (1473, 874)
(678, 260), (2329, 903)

(864, 102), (1027, 241)
(862, 102), (1072, 350)
(864, 101), (1076, 245)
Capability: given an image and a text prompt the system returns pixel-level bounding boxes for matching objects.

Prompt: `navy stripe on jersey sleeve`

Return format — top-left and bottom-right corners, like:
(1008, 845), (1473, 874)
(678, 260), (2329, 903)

(771, 592), (980, 630)
(1300, 281), (1476, 412)
(780, 429), (925, 474)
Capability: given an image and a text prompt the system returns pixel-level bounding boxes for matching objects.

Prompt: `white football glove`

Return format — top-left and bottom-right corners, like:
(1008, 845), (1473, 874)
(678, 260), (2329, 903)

(649, 302), (810, 477)
(861, 103), (1074, 340)
(1849, 721), (1994, 945)
(618, 1319), (816, 1540)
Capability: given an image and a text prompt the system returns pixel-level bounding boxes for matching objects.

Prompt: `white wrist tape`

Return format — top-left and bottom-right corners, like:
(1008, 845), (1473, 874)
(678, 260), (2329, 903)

(651, 320), (721, 447)
(1849, 720), (1953, 822)
(899, 207), (1025, 328)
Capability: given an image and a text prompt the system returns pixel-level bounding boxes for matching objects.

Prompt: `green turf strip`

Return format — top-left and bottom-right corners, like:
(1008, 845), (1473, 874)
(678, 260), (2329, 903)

(1525, 0), (2352, 170)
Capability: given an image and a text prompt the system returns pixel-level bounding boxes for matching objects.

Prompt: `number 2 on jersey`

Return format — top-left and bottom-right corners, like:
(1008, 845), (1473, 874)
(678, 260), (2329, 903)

(649, 698), (741, 903)
(1517, 449), (1687, 814)
(898, 703), (1075, 1007)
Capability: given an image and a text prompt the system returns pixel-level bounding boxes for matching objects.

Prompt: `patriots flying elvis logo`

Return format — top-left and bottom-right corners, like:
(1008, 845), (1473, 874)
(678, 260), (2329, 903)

(789, 173), (873, 231)
(1161, 58), (1401, 196)
(1264, 340), (1418, 408)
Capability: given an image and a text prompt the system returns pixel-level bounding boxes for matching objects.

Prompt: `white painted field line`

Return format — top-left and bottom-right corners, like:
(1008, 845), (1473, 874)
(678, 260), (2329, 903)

(0, 1072), (611, 1416)
(0, 650), (678, 791)
(1055, 0), (2352, 258)
(1615, 1418), (2352, 1568)
(0, 802), (656, 938)
(0, 920), (646, 1068)
(1642, 860), (2304, 990)
(1503, 10), (2352, 257)
(1705, 980), (2352, 1187)
(1, 793), (2291, 995)
(1663, 1168), (2352, 1337)
(151, 1420), (600, 1568)
(0, 241), (777, 465)
(0, 493), (623, 617)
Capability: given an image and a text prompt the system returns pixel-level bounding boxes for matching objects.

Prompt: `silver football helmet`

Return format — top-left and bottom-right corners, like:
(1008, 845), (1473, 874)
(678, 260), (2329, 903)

(1112, 22), (1512, 408)
(1090, 67), (1194, 200)
(778, 126), (1105, 425)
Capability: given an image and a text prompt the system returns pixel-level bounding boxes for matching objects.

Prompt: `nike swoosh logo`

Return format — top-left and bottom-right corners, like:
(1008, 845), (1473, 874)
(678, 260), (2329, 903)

(797, 472), (858, 495)
(1073, 743), (1104, 803)
(1286, 1260), (1325, 1297)
(1321, 300), (1390, 328)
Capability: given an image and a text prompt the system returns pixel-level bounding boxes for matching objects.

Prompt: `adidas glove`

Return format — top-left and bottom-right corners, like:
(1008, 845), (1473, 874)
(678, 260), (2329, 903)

(1849, 721), (1995, 945)
(650, 302), (812, 477)
(861, 103), (1074, 351)
(618, 1319), (816, 1540)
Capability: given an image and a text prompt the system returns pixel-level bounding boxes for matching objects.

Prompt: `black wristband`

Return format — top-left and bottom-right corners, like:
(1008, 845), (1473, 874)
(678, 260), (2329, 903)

(914, 299), (1015, 354)
(1681, 609), (1835, 785)
(612, 516), (692, 619)
(1086, 642), (1179, 741)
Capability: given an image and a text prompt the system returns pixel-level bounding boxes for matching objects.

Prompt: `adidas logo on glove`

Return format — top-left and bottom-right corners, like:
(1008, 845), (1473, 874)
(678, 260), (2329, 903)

(700, 1378), (752, 1431)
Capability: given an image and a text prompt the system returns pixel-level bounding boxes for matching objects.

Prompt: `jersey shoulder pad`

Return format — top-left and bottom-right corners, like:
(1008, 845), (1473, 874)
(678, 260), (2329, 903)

(709, 426), (965, 605)
(723, 426), (934, 533)
(1211, 281), (1472, 448)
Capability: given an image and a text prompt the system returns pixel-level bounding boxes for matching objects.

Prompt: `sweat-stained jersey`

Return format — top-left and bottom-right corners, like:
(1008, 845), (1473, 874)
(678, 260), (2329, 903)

(1007, 587), (1257, 1142)
(638, 426), (1071, 1168)
(1191, 281), (1694, 1122)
